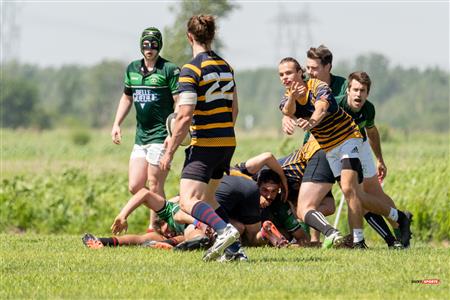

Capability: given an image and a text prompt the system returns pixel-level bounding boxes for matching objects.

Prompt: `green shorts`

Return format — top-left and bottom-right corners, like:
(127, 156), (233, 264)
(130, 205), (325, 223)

(268, 200), (301, 232)
(156, 201), (186, 235)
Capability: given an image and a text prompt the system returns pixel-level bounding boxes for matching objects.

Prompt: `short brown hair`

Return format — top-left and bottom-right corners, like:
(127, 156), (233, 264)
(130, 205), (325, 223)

(307, 45), (333, 67)
(187, 14), (216, 46)
(348, 71), (372, 93)
(279, 57), (304, 72)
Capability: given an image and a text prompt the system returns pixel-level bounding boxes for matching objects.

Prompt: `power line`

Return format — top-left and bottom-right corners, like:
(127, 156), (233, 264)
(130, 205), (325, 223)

(273, 4), (315, 61)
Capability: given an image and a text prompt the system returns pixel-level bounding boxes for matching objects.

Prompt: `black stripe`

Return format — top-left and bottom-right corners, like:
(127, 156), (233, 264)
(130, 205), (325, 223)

(196, 99), (233, 111)
(193, 112), (233, 126)
(192, 127), (235, 139)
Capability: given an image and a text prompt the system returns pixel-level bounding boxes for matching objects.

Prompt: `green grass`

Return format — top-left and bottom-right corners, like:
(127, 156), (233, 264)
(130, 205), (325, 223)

(0, 234), (449, 299)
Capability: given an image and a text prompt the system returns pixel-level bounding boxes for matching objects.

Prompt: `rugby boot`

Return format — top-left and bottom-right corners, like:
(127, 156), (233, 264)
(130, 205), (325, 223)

(174, 236), (211, 251)
(322, 230), (344, 249)
(203, 224), (240, 262)
(217, 247), (249, 262)
(261, 220), (289, 248)
(352, 239), (368, 249)
(397, 211), (413, 248)
(82, 233), (104, 249)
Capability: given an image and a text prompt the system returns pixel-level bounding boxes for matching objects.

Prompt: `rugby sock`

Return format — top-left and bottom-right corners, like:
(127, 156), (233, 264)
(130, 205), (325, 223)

(353, 229), (364, 243)
(191, 202), (227, 233)
(99, 237), (119, 247)
(364, 212), (396, 246)
(155, 201), (167, 214)
(299, 222), (310, 236)
(304, 210), (335, 237)
(394, 228), (401, 240)
(388, 208), (399, 222)
(215, 206), (230, 223)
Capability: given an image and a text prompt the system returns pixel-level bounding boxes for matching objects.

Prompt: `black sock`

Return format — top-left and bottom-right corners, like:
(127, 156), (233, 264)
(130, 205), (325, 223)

(304, 210), (335, 237)
(215, 206), (230, 223)
(364, 212), (396, 246)
(99, 237), (119, 247)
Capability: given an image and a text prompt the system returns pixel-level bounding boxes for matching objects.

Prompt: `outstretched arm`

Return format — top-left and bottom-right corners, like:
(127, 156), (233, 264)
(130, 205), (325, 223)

(111, 189), (165, 234)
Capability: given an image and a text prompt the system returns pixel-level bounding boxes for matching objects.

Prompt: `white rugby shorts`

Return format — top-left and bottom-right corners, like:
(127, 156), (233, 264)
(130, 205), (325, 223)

(359, 140), (377, 178)
(325, 138), (363, 177)
(130, 143), (165, 166)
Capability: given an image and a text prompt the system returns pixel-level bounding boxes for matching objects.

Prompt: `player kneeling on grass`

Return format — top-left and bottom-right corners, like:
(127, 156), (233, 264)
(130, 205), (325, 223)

(219, 158), (311, 247)
(82, 189), (211, 251)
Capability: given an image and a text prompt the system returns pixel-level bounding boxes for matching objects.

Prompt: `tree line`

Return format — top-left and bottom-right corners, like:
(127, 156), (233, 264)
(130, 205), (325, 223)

(1, 53), (448, 132)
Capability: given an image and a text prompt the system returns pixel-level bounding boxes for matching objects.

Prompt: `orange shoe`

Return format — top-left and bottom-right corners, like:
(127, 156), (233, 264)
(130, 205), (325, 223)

(141, 240), (174, 250)
(82, 233), (104, 249)
(261, 221), (288, 248)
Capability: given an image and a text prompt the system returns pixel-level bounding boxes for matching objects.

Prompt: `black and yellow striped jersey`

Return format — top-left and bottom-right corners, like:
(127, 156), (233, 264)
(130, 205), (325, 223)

(280, 78), (362, 152)
(178, 51), (236, 147)
(278, 138), (322, 184)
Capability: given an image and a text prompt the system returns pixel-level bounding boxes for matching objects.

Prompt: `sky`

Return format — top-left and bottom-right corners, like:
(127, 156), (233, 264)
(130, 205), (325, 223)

(2, 0), (449, 71)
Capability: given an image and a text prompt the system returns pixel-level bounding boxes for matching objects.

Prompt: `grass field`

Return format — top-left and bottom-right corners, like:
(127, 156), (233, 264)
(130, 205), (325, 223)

(1, 129), (449, 298)
(0, 234), (448, 299)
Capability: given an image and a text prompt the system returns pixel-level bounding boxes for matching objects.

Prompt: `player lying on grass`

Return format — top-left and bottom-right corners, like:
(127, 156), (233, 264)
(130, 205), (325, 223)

(82, 189), (211, 250)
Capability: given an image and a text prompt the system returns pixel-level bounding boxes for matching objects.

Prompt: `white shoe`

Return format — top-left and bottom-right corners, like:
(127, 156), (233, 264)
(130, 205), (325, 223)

(203, 224), (240, 262)
(217, 248), (249, 262)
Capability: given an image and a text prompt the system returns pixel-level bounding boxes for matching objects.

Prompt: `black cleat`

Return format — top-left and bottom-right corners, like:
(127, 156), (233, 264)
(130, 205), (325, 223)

(389, 240), (405, 250)
(397, 211), (413, 248)
(174, 235), (211, 251)
(353, 239), (368, 249)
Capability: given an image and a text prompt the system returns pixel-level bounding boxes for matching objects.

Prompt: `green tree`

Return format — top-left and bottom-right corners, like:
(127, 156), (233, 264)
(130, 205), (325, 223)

(84, 60), (125, 128)
(0, 76), (40, 128)
(162, 0), (238, 67)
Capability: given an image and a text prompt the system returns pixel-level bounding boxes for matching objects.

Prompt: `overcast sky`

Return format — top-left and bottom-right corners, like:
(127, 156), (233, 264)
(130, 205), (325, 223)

(2, 1), (449, 71)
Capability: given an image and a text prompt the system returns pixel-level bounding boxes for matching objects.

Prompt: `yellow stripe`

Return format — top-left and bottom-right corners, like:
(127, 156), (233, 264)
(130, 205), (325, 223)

(179, 77), (196, 84)
(199, 77), (233, 86)
(198, 95), (205, 101)
(201, 60), (227, 68)
(183, 64), (201, 76)
(192, 122), (234, 130)
(194, 107), (233, 116)
(229, 169), (253, 180)
(191, 137), (236, 147)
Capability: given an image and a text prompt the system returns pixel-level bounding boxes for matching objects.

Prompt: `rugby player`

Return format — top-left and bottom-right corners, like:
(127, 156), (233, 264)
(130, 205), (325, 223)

(160, 15), (242, 261)
(282, 45), (347, 136)
(339, 71), (412, 247)
(82, 190), (210, 250)
(111, 27), (180, 229)
(279, 57), (412, 248)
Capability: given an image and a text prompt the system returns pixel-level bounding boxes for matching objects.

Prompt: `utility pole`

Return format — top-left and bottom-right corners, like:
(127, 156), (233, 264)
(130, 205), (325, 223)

(1, 1), (21, 64)
(273, 4), (314, 60)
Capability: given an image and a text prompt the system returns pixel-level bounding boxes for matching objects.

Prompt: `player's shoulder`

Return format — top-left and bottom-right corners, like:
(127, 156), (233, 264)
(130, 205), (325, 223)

(308, 78), (329, 92)
(331, 74), (347, 85)
(158, 56), (179, 70)
(126, 59), (142, 72)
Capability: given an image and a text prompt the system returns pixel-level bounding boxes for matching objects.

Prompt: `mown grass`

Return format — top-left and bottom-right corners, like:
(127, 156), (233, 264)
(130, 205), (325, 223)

(1, 129), (449, 241)
(0, 234), (449, 299)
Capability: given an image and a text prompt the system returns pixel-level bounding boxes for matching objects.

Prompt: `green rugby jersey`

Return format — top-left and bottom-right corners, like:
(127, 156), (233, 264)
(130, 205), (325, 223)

(338, 96), (375, 141)
(124, 57), (180, 145)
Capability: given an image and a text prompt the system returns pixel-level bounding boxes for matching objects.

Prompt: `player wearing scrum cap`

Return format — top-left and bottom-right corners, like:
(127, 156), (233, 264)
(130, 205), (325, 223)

(111, 27), (180, 229)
